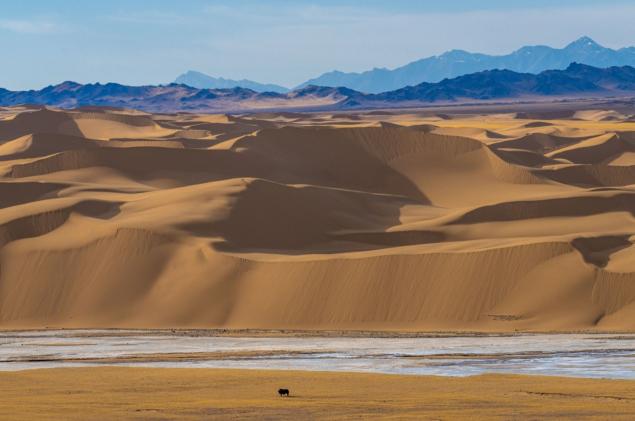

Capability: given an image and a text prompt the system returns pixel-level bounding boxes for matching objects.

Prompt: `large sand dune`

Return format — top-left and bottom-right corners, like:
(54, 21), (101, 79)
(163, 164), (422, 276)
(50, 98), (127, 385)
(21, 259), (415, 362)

(2, 105), (635, 331)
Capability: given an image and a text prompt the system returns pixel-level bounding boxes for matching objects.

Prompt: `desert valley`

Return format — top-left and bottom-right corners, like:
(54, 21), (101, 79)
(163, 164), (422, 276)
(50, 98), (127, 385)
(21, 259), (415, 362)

(3, 100), (635, 419)
(5, 1), (635, 419)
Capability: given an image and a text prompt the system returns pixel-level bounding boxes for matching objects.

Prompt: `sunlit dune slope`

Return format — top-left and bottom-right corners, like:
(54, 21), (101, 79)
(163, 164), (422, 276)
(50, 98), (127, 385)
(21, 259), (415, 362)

(1, 106), (635, 331)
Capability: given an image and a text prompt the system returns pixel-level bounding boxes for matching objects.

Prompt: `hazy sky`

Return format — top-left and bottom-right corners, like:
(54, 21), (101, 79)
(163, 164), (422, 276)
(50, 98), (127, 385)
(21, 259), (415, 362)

(2, 0), (635, 90)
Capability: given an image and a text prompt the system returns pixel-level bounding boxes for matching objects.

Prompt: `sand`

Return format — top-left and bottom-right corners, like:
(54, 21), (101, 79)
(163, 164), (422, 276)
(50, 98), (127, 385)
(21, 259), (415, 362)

(1, 367), (635, 419)
(1, 104), (635, 331)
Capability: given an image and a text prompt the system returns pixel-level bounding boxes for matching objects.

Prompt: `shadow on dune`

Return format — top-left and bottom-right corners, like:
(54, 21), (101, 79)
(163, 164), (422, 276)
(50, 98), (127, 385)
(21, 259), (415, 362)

(0, 199), (122, 249)
(571, 235), (632, 268)
(6, 125), (432, 203)
(450, 193), (635, 225)
(180, 179), (436, 253)
(0, 108), (85, 141)
(0, 181), (66, 209)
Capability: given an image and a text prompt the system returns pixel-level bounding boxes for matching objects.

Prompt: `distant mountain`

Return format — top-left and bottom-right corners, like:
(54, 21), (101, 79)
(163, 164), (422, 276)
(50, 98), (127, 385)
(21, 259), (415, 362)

(174, 70), (289, 93)
(0, 82), (348, 113)
(2, 64), (634, 112)
(362, 63), (635, 106)
(298, 37), (635, 93)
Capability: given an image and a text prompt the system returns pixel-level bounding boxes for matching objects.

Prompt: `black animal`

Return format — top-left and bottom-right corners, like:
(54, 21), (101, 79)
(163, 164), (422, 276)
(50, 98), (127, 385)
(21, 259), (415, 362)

(278, 388), (290, 397)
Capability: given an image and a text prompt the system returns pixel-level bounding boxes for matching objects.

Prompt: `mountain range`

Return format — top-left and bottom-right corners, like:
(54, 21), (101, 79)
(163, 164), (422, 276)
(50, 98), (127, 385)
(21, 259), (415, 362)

(2, 63), (635, 113)
(174, 70), (289, 93)
(177, 37), (635, 94)
(297, 37), (635, 93)
(363, 62), (635, 104)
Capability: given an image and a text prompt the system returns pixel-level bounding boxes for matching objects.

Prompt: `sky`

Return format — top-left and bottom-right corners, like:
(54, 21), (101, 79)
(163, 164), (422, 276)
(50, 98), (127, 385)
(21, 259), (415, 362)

(2, 0), (635, 90)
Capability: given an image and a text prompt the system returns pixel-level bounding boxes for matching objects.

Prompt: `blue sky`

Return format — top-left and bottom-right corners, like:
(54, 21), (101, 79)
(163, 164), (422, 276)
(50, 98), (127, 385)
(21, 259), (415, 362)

(2, 0), (635, 90)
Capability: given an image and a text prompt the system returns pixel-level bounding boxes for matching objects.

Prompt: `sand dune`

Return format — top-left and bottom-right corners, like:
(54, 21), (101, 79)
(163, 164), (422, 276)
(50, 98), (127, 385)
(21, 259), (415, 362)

(1, 105), (635, 331)
(546, 133), (625, 164)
